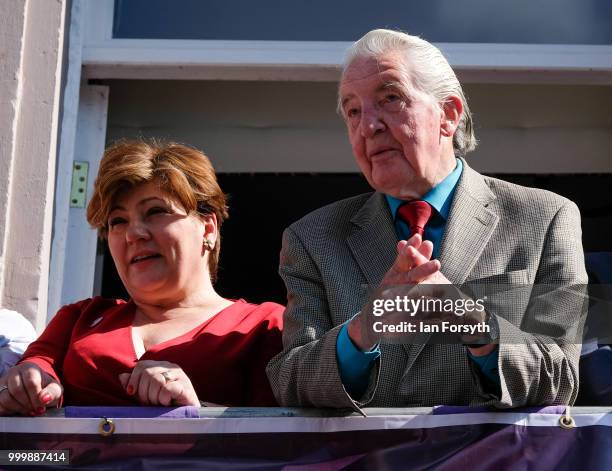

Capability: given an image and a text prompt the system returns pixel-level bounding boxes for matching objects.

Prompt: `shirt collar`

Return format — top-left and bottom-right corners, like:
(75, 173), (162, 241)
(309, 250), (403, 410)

(385, 158), (463, 221)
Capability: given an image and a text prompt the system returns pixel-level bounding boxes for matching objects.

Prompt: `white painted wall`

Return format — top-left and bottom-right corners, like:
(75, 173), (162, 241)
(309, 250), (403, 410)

(0, 0), (67, 331)
(0, 0), (27, 315)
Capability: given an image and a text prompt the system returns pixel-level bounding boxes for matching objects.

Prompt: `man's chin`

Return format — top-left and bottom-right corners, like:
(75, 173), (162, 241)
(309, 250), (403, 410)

(370, 176), (423, 199)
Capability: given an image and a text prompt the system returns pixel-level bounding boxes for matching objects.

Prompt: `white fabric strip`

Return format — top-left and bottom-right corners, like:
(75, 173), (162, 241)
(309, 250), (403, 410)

(0, 412), (611, 435)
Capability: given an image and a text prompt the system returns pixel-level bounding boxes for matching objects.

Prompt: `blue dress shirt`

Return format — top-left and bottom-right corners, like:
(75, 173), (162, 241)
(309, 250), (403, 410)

(385, 158), (463, 259)
(336, 159), (499, 398)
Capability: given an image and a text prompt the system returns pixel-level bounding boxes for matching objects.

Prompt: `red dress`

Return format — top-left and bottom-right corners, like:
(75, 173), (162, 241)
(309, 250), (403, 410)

(20, 297), (284, 406)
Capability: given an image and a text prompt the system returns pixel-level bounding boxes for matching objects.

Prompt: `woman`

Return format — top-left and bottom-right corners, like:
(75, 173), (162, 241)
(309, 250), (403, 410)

(0, 140), (283, 415)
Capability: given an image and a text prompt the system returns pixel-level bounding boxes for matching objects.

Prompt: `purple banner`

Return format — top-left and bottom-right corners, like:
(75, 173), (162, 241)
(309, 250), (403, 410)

(1, 408), (610, 470)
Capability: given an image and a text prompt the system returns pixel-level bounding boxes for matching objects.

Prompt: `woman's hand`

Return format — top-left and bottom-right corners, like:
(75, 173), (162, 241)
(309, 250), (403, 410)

(0, 363), (63, 416)
(118, 360), (199, 407)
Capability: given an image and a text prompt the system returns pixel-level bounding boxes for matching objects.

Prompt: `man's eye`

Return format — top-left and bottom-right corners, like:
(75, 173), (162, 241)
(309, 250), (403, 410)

(383, 94), (400, 104)
(108, 217), (126, 228)
(346, 108), (360, 118)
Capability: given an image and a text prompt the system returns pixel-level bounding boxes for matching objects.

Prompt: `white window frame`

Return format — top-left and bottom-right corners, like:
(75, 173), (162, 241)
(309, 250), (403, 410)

(82, 0), (612, 83)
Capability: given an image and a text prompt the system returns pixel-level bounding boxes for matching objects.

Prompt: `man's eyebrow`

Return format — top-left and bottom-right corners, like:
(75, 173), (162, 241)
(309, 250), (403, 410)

(340, 94), (354, 108)
(378, 81), (402, 91)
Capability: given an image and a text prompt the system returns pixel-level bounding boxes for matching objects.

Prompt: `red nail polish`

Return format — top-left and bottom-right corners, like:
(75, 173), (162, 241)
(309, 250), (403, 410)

(41, 393), (52, 404)
(36, 407), (45, 414)
(127, 385), (134, 395)
(29, 411), (36, 416)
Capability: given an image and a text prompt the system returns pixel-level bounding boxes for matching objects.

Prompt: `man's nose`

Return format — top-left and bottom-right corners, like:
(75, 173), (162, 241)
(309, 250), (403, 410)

(360, 107), (386, 138)
(125, 220), (150, 243)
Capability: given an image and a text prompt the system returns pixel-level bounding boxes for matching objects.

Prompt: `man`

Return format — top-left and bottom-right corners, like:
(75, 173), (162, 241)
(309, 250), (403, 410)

(266, 29), (587, 409)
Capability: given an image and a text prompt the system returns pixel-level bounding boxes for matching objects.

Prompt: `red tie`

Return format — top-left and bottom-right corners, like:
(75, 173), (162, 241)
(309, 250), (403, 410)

(397, 200), (432, 237)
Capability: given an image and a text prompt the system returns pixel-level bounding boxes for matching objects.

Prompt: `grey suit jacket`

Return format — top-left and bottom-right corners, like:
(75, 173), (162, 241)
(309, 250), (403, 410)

(266, 160), (588, 409)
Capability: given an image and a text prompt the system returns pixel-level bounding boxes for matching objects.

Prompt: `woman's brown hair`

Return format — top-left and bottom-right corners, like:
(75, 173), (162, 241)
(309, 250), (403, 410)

(87, 139), (229, 282)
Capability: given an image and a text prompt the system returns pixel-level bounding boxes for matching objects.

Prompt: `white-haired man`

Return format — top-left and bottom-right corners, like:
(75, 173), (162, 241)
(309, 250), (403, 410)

(267, 29), (587, 409)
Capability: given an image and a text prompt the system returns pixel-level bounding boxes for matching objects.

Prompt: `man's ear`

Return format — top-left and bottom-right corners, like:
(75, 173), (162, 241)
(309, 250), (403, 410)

(440, 95), (463, 137)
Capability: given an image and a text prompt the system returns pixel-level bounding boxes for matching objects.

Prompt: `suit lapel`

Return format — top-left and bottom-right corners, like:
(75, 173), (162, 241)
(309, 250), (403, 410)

(347, 192), (398, 287)
(399, 161), (499, 389)
(438, 161), (499, 284)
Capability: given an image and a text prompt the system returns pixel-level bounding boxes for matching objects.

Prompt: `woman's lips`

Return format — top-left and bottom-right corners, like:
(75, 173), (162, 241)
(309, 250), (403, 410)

(130, 254), (162, 265)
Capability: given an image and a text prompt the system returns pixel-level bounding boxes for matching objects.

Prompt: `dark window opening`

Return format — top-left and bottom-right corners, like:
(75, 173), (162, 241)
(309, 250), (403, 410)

(101, 173), (612, 304)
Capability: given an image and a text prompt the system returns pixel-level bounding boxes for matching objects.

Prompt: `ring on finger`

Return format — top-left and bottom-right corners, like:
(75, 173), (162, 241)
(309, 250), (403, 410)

(0, 385), (8, 394)
(160, 371), (172, 383)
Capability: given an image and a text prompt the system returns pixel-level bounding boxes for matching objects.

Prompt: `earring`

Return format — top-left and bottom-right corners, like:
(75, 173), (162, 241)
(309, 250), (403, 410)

(203, 239), (214, 250)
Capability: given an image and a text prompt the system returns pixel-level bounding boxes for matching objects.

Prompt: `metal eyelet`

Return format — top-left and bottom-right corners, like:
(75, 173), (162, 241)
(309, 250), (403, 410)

(559, 406), (575, 429)
(559, 415), (575, 429)
(98, 417), (115, 437)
